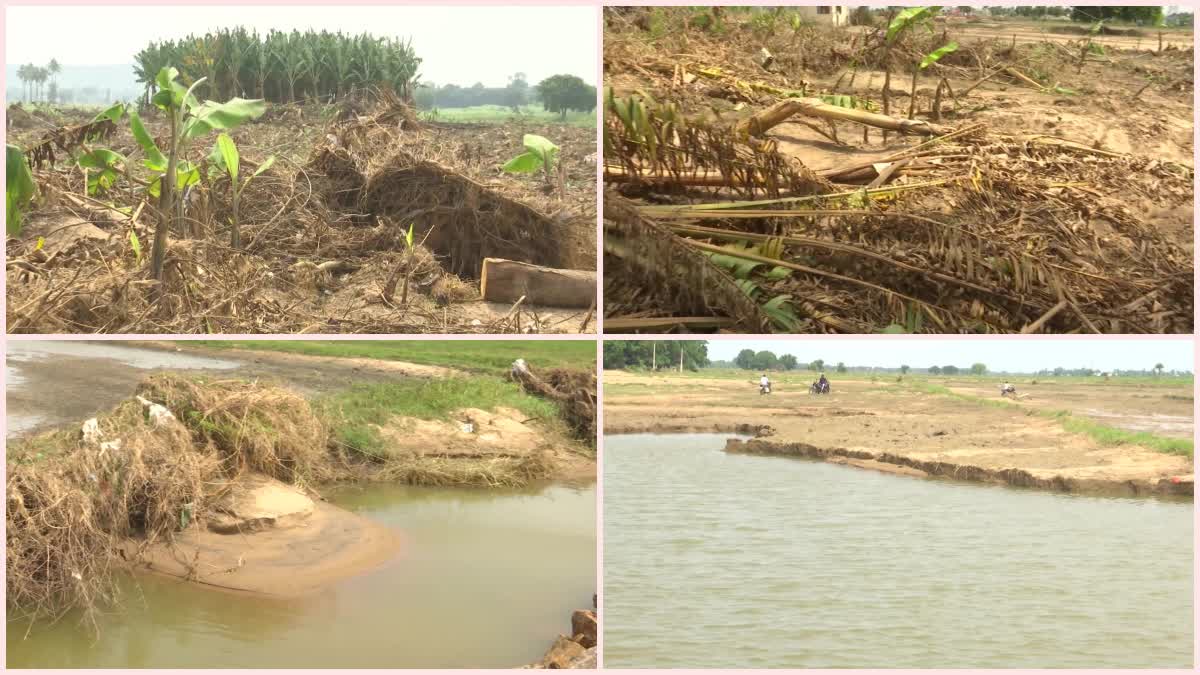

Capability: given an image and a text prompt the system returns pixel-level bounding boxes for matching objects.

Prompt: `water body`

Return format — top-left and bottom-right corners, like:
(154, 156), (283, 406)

(604, 433), (1193, 668)
(7, 484), (595, 668)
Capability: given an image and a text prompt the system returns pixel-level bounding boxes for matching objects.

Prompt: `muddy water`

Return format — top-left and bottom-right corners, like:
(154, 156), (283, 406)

(6, 484), (595, 668)
(604, 433), (1193, 668)
(6, 341), (242, 437)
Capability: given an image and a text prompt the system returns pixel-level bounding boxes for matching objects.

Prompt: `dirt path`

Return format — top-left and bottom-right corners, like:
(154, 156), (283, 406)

(604, 371), (1193, 496)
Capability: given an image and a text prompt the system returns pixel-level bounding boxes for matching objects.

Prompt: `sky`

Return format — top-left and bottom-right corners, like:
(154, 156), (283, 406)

(4, 5), (597, 87)
(705, 338), (1194, 373)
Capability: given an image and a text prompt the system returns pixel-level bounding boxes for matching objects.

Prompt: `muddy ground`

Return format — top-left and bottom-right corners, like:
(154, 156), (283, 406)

(603, 9), (1194, 333)
(6, 99), (597, 334)
(603, 370), (1193, 495)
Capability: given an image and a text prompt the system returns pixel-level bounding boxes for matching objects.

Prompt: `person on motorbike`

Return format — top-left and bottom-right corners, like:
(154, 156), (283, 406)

(1000, 382), (1017, 397)
(759, 373), (771, 394)
(818, 373), (830, 394)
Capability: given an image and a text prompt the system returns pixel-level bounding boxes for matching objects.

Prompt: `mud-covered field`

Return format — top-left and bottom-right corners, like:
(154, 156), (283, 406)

(6, 98), (596, 333)
(603, 369), (1193, 494)
(603, 8), (1194, 333)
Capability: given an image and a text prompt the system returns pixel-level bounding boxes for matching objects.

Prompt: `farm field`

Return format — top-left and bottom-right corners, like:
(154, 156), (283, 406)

(603, 368), (1193, 492)
(6, 29), (597, 334)
(602, 7), (1194, 333)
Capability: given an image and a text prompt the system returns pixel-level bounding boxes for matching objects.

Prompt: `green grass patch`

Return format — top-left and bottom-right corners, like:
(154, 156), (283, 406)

(317, 376), (563, 460)
(1046, 410), (1194, 457)
(896, 380), (1193, 457)
(421, 104), (595, 128)
(190, 340), (595, 376)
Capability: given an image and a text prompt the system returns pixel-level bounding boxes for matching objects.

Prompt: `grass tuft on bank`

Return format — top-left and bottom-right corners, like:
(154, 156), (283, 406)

(318, 377), (563, 460)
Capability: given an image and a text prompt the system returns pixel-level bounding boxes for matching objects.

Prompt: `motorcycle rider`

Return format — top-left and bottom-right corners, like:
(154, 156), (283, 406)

(759, 373), (771, 394)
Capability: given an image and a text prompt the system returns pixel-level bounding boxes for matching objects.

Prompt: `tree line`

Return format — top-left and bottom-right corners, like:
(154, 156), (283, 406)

(414, 73), (596, 119)
(14, 59), (61, 103)
(603, 341), (709, 371)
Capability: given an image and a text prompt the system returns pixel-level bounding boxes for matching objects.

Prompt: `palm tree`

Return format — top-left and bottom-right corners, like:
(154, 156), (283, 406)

(16, 64), (29, 101)
(46, 58), (61, 102)
(1154, 363), (1165, 376)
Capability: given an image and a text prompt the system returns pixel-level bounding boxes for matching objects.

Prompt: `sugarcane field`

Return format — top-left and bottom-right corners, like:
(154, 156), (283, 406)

(5, 8), (598, 334)
(602, 6), (1194, 334)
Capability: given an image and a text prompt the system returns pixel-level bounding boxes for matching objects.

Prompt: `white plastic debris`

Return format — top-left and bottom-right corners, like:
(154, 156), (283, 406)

(100, 440), (122, 453)
(470, 319), (482, 326)
(460, 422), (474, 434)
(136, 396), (176, 427)
(81, 418), (102, 444)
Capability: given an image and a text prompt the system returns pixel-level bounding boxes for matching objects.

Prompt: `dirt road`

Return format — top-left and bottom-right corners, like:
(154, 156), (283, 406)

(603, 371), (1193, 496)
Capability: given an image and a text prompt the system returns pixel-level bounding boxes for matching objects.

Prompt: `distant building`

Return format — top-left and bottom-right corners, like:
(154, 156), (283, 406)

(796, 6), (849, 27)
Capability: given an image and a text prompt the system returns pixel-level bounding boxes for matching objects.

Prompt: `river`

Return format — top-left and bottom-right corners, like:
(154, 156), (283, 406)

(6, 483), (595, 668)
(603, 433), (1193, 668)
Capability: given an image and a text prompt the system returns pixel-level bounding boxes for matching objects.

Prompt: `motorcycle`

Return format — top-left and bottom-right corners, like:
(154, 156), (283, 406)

(759, 383), (772, 395)
(809, 381), (830, 395)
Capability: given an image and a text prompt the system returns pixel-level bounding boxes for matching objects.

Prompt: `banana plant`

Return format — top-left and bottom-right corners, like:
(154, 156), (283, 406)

(921, 41), (958, 120)
(503, 134), (562, 197)
(6, 145), (36, 237)
(210, 133), (275, 249)
(133, 67), (266, 280)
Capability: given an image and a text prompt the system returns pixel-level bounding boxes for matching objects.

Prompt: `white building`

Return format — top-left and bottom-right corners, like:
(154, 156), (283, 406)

(795, 6), (850, 27)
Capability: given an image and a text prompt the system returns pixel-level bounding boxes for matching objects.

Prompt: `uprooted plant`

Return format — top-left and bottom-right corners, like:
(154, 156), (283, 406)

(209, 133), (276, 249)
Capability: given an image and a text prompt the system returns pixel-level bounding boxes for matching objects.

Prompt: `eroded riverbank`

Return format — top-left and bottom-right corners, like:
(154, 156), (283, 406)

(6, 342), (597, 667)
(603, 372), (1193, 497)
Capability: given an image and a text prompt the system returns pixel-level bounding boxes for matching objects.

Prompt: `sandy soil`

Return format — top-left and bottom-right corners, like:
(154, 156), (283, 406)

(603, 371), (1193, 495)
(126, 497), (400, 597)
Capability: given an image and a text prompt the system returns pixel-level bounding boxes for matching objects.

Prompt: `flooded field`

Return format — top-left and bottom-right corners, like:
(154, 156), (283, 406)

(604, 433), (1193, 668)
(7, 483), (595, 668)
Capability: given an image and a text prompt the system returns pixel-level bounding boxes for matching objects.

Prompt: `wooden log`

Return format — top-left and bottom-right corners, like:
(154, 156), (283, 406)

(480, 258), (596, 309)
(736, 97), (952, 138)
(603, 316), (736, 333)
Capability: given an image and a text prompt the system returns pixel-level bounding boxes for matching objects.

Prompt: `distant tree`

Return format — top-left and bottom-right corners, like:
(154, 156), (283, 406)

(779, 354), (798, 371)
(752, 350), (779, 371)
(602, 340), (708, 371)
(1154, 362), (1165, 376)
(1071, 6), (1163, 25)
(734, 349), (756, 370)
(929, 366), (942, 375)
(970, 363), (987, 375)
(47, 58), (61, 94)
(504, 72), (529, 112)
(536, 74), (596, 119)
(900, 365), (910, 374)
(956, 6), (974, 15)
(809, 358), (825, 372)
(1053, 367), (1065, 376)
(942, 365), (960, 375)
(836, 362), (847, 373)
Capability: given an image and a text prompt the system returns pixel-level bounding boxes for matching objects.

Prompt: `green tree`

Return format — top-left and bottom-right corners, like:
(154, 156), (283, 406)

(810, 358), (825, 372)
(942, 365), (960, 375)
(836, 362), (847, 373)
(535, 74), (596, 120)
(970, 363), (987, 375)
(735, 349), (756, 370)
(929, 365), (942, 375)
(779, 354), (798, 370)
(1071, 6), (1164, 25)
(1154, 362), (1165, 376)
(505, 72), (529, 112)
(900, 365), (910, 374)
(752, 350), (778, 371)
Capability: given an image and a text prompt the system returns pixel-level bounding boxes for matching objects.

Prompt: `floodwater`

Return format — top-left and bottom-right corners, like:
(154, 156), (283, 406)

(6, 341), (241, 437)
(6, 484), (596, 668)
(604, 433), (1193, 668)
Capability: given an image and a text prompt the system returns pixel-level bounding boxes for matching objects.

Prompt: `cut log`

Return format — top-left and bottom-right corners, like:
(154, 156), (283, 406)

(480, 258), (596, 308)
(736, 97), (952, 138)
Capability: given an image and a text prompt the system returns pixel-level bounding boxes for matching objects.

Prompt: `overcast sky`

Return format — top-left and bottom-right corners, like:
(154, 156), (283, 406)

(4, 5), (597, 87)
(704, 339), (1194, 372)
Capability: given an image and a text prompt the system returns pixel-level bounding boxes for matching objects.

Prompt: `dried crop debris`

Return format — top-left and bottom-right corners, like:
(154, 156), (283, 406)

(603, 7), (1193, 333)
